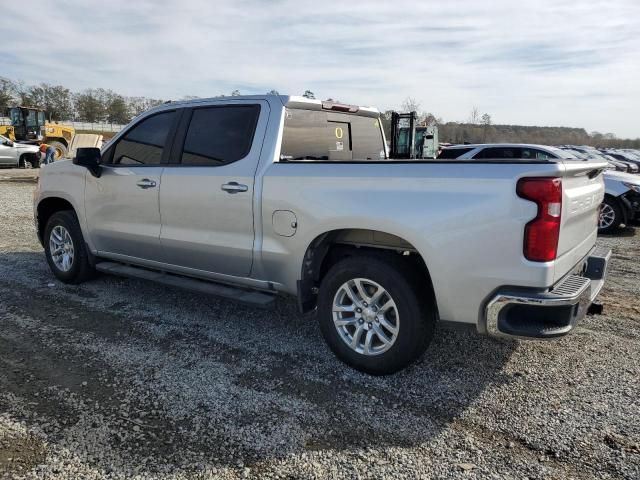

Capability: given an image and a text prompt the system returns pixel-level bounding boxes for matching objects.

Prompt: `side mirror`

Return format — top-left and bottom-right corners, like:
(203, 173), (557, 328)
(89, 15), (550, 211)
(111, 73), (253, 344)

(3, 140), (13, 147)
(73, 147), (102, 177)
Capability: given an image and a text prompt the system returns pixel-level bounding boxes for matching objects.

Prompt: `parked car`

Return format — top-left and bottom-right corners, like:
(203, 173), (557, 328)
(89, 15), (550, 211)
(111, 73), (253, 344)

(562, 146), (638, 173)
(601, 150), (640, 171)
(34, 96), (610, 374)
(600, 170), (640, 233)
(0, 134), (40, 168)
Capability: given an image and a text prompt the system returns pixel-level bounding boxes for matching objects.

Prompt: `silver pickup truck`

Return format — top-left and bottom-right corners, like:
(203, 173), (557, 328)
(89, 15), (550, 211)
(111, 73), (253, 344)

(34, 95), (611, 374)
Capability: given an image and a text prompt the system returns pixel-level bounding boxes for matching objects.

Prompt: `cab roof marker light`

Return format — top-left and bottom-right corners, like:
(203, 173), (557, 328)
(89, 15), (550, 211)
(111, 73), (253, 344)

(321, 101), (359, 113)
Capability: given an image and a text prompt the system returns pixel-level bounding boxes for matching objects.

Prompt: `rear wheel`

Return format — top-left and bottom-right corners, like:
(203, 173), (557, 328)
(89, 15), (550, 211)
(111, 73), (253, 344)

(598, 197), (622, 234)
(48, 140), (68, 160)
(44, 211), (95, 283)
(317, 254), (436, 375)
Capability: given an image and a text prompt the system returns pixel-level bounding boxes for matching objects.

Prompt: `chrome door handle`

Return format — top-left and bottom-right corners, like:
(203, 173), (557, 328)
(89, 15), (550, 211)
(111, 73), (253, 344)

(136, 179), (157, 189)
(221, 182), (248, 194)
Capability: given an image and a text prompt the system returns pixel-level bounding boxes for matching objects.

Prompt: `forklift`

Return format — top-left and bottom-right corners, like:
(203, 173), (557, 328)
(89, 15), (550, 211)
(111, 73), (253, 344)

(389, 111), (439, 159)
(0, 106), (75, 159)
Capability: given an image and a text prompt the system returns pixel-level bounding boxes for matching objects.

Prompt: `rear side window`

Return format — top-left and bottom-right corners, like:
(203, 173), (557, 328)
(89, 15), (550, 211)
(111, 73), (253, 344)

(181, 105), (260, 166)
(280, 109), (384, 161)
(111, 111), (176, 165)
(437, 147), (473, 159)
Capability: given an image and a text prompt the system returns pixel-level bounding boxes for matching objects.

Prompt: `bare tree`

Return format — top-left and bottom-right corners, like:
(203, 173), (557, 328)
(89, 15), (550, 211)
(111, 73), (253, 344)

(468, 106), (480, 124)
(401, 97), (421, 114)
(0, 77), (16, 109)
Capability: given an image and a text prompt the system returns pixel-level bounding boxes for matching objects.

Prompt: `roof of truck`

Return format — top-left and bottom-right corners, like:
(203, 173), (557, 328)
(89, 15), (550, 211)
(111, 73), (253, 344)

(149, 95), (381, 118)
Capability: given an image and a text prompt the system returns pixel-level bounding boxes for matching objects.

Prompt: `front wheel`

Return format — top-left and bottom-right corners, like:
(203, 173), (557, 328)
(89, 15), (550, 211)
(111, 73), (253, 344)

(598, 197), (622, 234)
(44, 211), (95, 283)
(317, 254), (436, 375)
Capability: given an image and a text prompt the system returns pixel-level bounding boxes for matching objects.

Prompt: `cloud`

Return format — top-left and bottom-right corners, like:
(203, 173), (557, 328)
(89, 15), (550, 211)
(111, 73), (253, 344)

(3, 0), (640, 137)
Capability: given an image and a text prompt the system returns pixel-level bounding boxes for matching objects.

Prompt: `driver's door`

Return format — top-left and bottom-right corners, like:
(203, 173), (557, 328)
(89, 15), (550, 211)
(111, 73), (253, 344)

(84, 109), (178, 262)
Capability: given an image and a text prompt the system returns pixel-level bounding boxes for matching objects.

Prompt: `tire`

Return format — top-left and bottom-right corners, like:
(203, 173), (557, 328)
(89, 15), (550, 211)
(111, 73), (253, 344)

(44, 210), (95, 284)
(598, 197), (622, 234)
(317, 254), (436, 375)
(48, 140), (68, 160)
(19, 154), (38, 169)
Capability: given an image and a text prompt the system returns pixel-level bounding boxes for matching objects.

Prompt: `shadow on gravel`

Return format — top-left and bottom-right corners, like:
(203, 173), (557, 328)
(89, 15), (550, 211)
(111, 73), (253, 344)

(599, 225), (636, 237)
(0, 251), (517, 476)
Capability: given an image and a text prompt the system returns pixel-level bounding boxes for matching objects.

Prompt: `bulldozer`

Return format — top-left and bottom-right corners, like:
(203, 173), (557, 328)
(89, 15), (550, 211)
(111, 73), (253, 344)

(0, 106), (75, 159)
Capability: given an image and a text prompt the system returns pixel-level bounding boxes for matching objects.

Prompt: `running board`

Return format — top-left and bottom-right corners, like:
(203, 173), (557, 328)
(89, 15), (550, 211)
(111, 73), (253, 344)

(95, 262), (275, 307)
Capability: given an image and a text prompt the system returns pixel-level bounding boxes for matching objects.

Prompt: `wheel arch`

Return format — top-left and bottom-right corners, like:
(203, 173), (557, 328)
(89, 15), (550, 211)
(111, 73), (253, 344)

(36, 197), (76, 245)
(603, 193), (629, 226)
(297, 228), (437, 315)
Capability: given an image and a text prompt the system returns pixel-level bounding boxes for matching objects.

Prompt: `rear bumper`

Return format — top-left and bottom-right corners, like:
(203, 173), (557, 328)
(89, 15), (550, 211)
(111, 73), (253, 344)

(484, 246), (611, 339)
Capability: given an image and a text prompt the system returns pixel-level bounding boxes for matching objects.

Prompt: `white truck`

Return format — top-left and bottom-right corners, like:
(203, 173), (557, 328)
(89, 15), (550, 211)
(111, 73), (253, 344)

(34, 95), (611, 374)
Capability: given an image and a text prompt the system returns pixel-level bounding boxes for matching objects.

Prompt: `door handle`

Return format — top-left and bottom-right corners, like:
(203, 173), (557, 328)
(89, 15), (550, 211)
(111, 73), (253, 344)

(221, 182), (248, 194)
(136, 179), (157, 189)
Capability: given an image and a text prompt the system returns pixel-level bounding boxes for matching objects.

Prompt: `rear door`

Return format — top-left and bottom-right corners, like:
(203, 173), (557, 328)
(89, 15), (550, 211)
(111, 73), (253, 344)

(159, 101), (266, 277)
(85, 109), (178, 261)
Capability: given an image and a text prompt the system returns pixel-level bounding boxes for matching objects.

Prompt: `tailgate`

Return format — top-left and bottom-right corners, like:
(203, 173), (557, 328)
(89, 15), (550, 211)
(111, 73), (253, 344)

(554, 159), (607, 283)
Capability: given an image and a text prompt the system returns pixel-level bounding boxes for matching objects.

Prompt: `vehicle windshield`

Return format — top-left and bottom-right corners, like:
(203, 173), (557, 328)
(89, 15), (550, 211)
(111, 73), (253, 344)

(9, 108), (22, 126)
(548, 147), (579, 159)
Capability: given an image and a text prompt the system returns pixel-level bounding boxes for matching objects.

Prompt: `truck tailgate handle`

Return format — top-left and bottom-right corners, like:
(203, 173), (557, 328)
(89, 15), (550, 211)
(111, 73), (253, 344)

(221, 182), (248, 193)
(136, 179), (157, 189)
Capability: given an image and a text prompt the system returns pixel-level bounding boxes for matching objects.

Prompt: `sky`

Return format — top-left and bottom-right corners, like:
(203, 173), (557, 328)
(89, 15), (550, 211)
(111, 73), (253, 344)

(3, 0), (640, 138)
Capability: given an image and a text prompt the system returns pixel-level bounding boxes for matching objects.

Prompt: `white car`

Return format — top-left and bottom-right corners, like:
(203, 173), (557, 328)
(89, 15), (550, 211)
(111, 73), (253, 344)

(0, 135), (40, 168)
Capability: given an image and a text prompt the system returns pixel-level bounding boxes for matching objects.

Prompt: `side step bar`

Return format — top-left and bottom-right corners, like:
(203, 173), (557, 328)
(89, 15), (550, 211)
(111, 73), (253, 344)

(95, 262), (275, 307)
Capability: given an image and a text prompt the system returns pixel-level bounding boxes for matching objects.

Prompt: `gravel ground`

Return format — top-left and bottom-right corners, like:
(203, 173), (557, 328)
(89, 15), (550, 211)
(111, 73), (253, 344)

(0, 168), (638, 479)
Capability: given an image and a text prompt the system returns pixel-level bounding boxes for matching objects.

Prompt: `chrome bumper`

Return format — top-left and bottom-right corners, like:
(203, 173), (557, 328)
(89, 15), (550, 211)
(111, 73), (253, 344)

(484, 246), (611, 339)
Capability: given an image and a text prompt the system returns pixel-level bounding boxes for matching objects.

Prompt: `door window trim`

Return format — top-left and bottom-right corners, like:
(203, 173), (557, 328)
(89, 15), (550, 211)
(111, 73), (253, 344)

(102, 109), (182, 167)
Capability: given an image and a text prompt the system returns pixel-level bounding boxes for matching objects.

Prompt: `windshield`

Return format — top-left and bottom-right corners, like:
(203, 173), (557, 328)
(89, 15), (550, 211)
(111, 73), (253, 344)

(9, 108), (22, 126)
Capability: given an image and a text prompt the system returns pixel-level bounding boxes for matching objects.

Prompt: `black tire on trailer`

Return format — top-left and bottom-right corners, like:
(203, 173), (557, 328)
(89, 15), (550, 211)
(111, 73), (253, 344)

(44, 210), (95, 284)
(317, 253), (436, 375)
(598, 196), (622, 234)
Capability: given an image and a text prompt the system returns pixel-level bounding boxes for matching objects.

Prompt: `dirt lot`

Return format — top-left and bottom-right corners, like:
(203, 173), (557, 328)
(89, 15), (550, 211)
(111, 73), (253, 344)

(0, 168), (638, 479)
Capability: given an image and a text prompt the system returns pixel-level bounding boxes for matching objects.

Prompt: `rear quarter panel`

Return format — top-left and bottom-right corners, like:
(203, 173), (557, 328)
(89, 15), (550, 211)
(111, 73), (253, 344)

(259, 161), (566, 326)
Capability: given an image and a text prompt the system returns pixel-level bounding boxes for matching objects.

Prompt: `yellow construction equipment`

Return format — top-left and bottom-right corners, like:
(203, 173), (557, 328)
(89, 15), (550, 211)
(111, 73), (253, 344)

(0, 106), (75, 159)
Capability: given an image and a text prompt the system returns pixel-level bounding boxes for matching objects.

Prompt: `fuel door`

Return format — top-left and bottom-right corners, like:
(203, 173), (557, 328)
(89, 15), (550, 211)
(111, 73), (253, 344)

(272, 210), (298, 237)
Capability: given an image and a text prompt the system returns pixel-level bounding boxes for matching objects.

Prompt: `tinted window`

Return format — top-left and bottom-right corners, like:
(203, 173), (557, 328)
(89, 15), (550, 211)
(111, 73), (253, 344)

(112, 111), (176, 165)
(437, 147), (473, 159)
(280, 109), (384, 161)
(181, 105), (260, 166)
(475, 147), (556, 160)
(474, 147), (519, 159)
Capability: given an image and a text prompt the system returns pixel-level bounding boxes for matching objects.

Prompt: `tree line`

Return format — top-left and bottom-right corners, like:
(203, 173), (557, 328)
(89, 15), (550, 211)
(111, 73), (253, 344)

(0, 77), (318, 125)
(1, 77), (637, 147)
(380, 98), (640, 149)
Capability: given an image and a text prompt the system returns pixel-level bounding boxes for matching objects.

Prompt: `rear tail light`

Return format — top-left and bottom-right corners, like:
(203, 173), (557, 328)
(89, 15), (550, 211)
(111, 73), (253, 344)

(516, 177), (562, 262)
